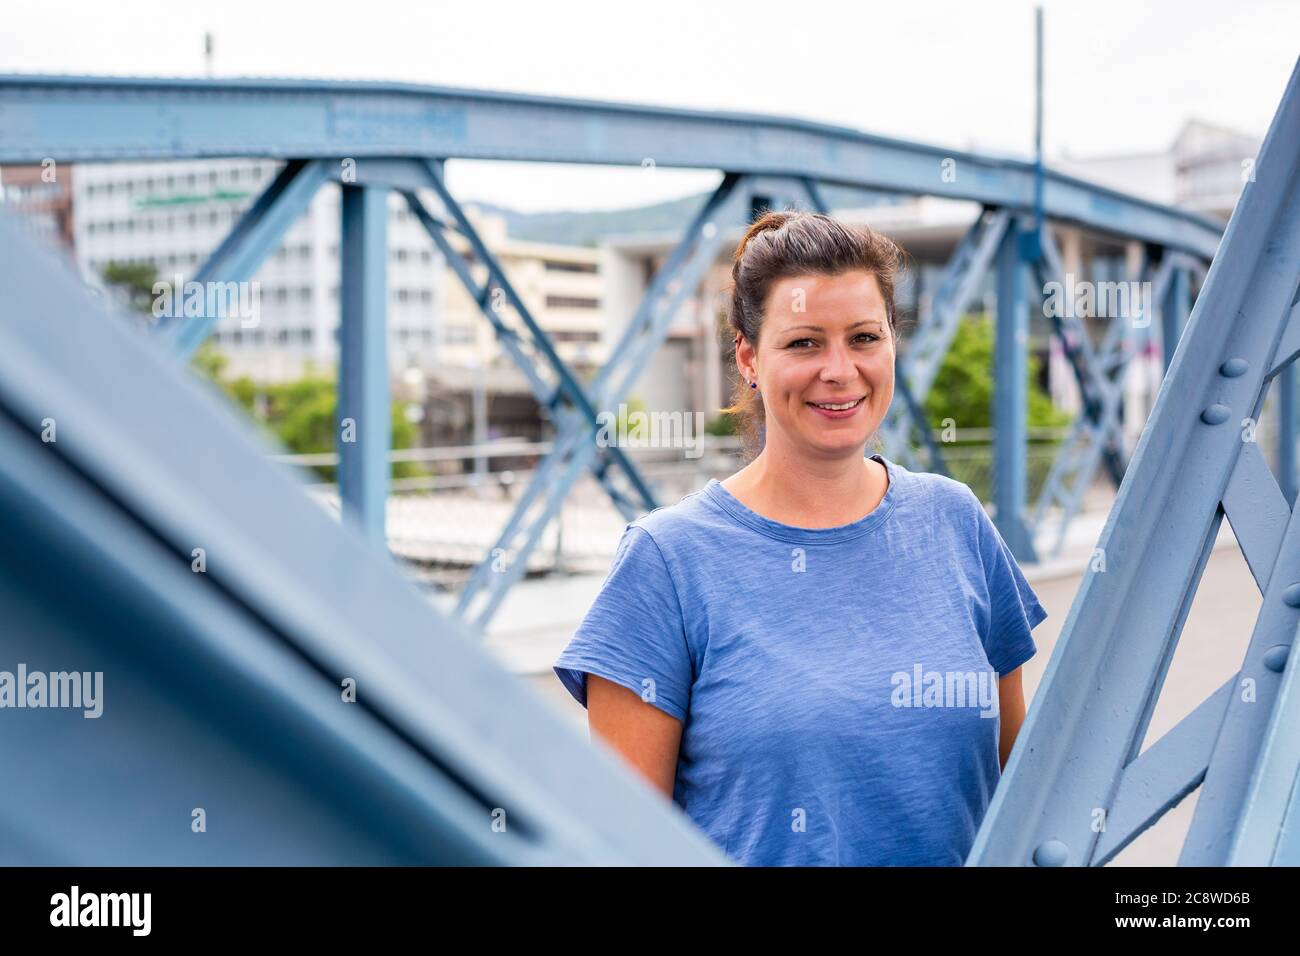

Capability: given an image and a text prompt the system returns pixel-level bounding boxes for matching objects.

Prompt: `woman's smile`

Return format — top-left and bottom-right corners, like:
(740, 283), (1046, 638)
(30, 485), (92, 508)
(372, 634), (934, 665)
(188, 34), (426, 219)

(806, 395), (866, 420)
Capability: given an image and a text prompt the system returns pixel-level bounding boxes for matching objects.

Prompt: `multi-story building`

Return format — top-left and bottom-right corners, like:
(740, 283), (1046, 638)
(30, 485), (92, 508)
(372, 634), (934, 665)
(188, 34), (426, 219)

(1057, 119), (1260, 223)
(71, 159), (606, 380)
(0, 162), (77, 257)
(73, 159), (444, 382)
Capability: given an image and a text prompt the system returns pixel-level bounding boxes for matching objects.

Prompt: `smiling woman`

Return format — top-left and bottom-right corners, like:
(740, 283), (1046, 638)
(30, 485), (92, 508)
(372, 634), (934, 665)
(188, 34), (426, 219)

(722, 210), (906, 462)
(553, 209), (1047, 867)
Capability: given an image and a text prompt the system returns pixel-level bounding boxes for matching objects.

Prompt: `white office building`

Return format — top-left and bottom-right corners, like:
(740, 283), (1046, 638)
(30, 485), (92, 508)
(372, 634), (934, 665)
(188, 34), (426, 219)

(72, 158), (446, 381)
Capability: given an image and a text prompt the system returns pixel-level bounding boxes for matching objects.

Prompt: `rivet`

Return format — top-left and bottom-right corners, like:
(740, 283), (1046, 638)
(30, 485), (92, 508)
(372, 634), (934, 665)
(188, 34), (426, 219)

(1263, 644), (1290, 673)
(1220, 358), (1248, 377)
(1200, 404), (1231, 425)
(1285, 583), (1300, 607)
(1033, 840), (1069, 867)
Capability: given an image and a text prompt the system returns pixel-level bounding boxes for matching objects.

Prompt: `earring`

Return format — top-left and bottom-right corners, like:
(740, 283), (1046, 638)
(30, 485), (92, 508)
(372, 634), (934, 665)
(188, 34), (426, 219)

(749, 380), (757, 389)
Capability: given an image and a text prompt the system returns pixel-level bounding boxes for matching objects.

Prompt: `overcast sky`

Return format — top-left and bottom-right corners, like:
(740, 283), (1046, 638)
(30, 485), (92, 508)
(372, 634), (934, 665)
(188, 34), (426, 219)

(3, 0), (1295, 211)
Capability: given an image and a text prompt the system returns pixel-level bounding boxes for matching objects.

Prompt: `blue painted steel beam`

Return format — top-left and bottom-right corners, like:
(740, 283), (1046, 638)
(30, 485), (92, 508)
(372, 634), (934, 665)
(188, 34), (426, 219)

(1279, 366), (1296, 506)
(968, 57), (1300, 867)
(1160, 264), (1190, 376)
(454, 174), (750, 631)
(1229, 617), (1300, 864)
(1090, 678), (1234, 864)
(0, 74), (1222, 258)
(413, 158), (657, 513)
(877, 208), (1010, 472)
(401, 183), (641, 524)
(157, 158), (330, 358)
(338, 185), (391, 543)
(1272, 300), (1300, 508)
(0, 209), (730, 865)
(994, 216), (1038, 562)
(1027, 240), (1177, 556)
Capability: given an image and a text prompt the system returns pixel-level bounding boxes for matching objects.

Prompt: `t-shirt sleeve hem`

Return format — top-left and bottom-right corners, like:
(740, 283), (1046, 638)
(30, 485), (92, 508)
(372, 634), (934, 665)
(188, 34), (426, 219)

(989, 638), (1036, 676)
(552, 659), (688, 723)
(988, 598), (1045, 675)
(1027, 600), (1048, 629)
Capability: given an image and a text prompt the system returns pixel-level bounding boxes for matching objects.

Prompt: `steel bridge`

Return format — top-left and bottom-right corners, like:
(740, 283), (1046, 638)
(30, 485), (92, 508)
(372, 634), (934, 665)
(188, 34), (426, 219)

(0, 72), (1226, 626)
(0, 61), (1295, 864)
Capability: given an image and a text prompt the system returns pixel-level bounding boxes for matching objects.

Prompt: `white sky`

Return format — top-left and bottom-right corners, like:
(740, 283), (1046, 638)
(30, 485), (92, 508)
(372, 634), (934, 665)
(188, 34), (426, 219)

(2, 0), (1295, 212)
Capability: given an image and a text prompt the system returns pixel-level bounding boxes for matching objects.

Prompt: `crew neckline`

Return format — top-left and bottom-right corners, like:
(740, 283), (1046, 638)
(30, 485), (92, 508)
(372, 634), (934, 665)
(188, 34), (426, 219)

(703, 453), (900, 544)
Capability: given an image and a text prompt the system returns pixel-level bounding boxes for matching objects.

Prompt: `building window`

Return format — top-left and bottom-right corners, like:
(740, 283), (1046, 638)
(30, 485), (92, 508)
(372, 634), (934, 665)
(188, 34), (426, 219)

(552, 330), (601, 343)
(545, 295), (600, 309)
(544, 259), (598, 274)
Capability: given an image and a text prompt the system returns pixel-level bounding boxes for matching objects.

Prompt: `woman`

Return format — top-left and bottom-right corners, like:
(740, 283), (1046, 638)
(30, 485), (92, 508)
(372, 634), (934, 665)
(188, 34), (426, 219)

(553, 210), (1047, 866)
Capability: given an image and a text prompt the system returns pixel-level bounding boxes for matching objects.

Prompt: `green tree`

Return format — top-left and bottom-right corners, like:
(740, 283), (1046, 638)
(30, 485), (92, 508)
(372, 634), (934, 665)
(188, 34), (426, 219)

(100, 261), (159, 317)
(191, 348), (423, 481)
(614, 395), (647, 439)
(704, 411), (738, 436)
(922, 313), (1072, 431)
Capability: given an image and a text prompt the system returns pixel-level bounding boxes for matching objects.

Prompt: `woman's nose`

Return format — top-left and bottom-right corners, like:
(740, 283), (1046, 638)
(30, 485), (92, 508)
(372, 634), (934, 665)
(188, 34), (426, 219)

(820, 342), (856, 381)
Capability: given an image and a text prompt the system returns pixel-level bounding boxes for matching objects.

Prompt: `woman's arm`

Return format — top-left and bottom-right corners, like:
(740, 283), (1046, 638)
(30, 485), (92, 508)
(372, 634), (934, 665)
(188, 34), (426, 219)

(586, 674), (683, 800)
(997, 667), (1027, 771)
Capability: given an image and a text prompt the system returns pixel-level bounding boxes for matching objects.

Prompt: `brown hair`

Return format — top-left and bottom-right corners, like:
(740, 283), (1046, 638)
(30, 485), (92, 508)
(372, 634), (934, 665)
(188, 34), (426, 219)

(720, 209), (909, 459)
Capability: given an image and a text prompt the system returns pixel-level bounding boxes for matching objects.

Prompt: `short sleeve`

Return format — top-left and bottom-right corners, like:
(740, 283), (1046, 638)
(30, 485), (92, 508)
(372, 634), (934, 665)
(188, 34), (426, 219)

(971, 497), (1047, 675)
(552, 525), (693, 722)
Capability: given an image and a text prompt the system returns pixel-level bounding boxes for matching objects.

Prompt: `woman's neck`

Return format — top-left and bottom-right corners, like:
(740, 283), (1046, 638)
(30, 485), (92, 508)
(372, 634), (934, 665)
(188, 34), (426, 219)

(721, 444), (888, 528)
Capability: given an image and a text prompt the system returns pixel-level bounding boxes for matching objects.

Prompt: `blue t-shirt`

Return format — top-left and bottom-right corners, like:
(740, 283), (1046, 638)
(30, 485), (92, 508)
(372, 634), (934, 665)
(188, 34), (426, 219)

(553, 453), (1047, 866)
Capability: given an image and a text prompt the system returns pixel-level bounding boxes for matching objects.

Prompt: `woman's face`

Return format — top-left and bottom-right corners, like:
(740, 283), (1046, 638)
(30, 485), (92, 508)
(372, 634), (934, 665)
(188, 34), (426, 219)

(739, 269), (895, 459)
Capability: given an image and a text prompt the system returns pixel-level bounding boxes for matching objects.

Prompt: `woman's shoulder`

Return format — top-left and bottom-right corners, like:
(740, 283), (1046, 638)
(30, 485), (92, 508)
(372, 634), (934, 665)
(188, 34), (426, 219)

(884, 459), (989, 543)
(626, 482), (729, 546)
(887, 457), (981, 512)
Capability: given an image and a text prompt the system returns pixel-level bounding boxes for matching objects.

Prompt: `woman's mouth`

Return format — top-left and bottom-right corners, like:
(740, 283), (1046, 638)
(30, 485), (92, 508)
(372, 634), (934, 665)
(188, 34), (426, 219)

(806, 396), (865, 419)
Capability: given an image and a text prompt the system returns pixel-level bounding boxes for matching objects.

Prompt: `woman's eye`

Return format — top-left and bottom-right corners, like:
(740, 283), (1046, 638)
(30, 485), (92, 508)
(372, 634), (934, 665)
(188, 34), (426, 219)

(786, 333), (879, 349)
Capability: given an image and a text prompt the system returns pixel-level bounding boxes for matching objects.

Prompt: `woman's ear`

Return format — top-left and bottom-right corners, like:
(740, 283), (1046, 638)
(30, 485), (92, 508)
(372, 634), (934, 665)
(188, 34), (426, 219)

(735, 333), (757, 383)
